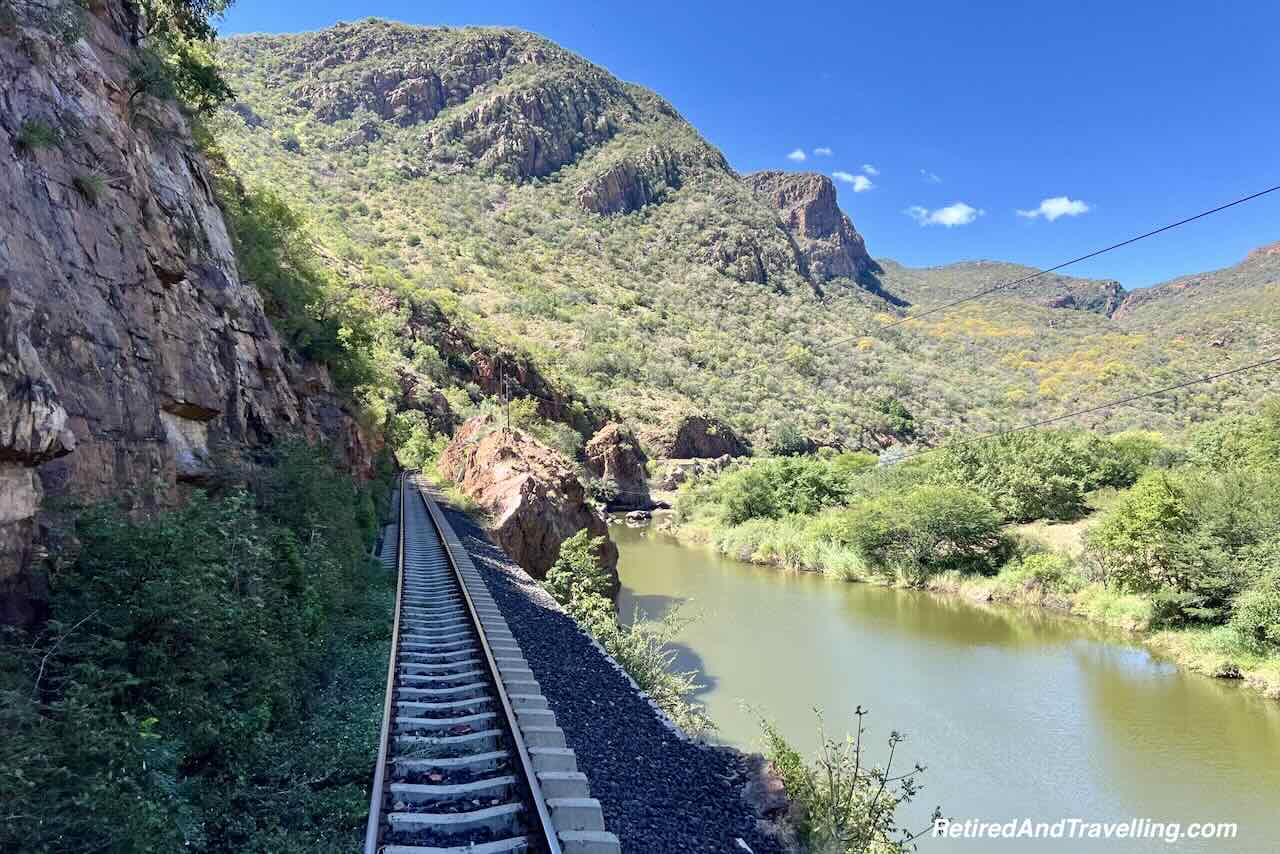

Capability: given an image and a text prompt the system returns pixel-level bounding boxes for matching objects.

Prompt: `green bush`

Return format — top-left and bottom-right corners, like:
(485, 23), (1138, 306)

(16, 119), (61, 151)
(1087, 469), (1280, 626)
(1230, 570), (1280, 651)
(716, 456), (854, 525)
(932, 429), (1137, 522)
(0, 441), (390, 853)
(1186, 400), (1280, 473)
(72, 172), (107, 205)
(998, 552), (1081, 595)
(842, 485), (1009, 585)
(760, 709), (937, 854)
(542, 532), (713, 734)
(543, 529), (614, 607)
(388, 410), (447, 470)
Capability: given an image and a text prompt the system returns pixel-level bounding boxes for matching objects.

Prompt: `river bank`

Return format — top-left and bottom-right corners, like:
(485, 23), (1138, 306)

(613, 522), (1280, 854)
(656, 514), (1280, 700)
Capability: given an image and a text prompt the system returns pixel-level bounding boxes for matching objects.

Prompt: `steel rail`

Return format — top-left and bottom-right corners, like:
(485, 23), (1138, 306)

(363, 474), (406, 854)
(414, 477), (565, 854)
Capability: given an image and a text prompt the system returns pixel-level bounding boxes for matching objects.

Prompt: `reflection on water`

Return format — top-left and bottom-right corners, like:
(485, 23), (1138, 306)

(613, 522), (1280, 853)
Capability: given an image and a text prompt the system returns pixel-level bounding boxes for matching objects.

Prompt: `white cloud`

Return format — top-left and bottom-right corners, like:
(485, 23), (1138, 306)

(920, 169), (942, 183)
(787, 148), (807, 162)
(813, 146), (833, 156)
(834, 171), (874, 192)
(1016, 196), (1091, 221)
(906, 202), (983, 227)
(862, 164), (879, 176)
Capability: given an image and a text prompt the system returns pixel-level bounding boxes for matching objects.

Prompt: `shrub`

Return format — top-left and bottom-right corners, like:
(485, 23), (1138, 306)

(766, 422), (813, 456)
(716, 456), (854, 525)
(760, 708), (938, 854)
(543, 529), (614, 607)
(1186, 400), (1280, 473)
(1087, 469), (1280, 626)
(842, 485), (1008, 585)
(999, 552), (1081, 594)
(932, 429), (1136, 522)
(72, 172), (107, 205)
(0, 441), (389, 852)
(16, 119), (61, 151)
(388, 410), (446, 470)
(1230, 570), (1280, 651)
(542, 532), (713, 735)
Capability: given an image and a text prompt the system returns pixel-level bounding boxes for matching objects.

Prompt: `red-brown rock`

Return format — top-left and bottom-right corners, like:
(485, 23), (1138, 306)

(584, 422), (651, 509)
(745, 171), (876, 282)
(439, 418), (619, 596)
(0, 3), (373, 624)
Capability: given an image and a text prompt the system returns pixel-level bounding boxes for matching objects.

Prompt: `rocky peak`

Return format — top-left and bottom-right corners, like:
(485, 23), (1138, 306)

(1245, 240), (1280, 263)
(745, 171), (876, 281)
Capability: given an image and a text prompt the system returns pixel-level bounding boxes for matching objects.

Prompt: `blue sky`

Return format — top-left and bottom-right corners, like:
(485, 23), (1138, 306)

(221, 0), (1280, 287)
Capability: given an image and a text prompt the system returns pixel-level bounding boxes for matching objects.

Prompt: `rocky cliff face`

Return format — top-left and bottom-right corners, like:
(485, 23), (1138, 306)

(584, 422), (651, 509)
(745, 171), (877, 282)
(0, 2), (371, 624)
(439, 418), (619, 595)
(640, 414), (750, 459)
(575, 144), (682, 216)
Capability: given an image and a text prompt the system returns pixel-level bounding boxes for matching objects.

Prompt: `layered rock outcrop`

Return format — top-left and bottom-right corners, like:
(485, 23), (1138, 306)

(576, 145), (682, 215)
(439, 418), (619, 596)
(641, 415), (750, 459)
(1043, 280), (1125, 315)
(745, 171), (876, 282)
(0, 3), (370, 624)
(585, 423), (651, 509)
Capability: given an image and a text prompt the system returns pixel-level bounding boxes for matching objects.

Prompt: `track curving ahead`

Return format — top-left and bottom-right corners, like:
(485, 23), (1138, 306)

(364, 475), (617, 854)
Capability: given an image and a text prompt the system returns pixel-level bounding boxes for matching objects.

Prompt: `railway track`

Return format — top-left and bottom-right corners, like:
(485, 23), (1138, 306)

(364, 475), (619, 854)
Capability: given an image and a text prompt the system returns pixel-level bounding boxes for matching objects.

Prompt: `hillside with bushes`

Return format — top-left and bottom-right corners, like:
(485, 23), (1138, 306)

(210, 19), (1280, 456)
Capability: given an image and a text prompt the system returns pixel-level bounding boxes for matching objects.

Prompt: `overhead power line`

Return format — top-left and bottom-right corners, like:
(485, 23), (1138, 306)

(894, 352), (1280, 462)
(768, 183), (1280, 382)
(599, 352), (1280, 499)
(869, 183), (1280, 334)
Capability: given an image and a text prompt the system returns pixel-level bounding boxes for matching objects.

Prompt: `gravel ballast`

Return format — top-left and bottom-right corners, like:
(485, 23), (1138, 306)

(435, 501), (786, 854)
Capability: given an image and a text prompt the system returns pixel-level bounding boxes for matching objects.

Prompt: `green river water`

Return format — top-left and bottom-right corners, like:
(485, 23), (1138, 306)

(612, 522), (1280, 853)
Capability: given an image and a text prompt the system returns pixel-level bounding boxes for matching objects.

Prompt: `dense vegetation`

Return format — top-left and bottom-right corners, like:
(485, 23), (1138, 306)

(676, 404), (1280, 694)
(0, 445), (396, 853)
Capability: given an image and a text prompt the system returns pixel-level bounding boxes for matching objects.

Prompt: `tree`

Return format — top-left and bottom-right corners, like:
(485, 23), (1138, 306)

(126, 0), (236, 116)
(932, 429), (1135, 522)
(844, 485), (1008, 585)
(542, 529), (613, 608)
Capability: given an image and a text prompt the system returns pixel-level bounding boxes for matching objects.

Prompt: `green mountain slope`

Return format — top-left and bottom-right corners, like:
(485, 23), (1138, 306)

(212, 20), (1280, 451)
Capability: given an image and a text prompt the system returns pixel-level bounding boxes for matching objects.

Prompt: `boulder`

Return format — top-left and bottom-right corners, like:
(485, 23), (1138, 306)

(642, 416), (750, 460)
(439, 418), (619, 597)
(584, 422), (651, 509)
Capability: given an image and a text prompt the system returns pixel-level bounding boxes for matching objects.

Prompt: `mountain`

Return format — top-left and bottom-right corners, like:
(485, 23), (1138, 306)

(212, 20), (1280, 452)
